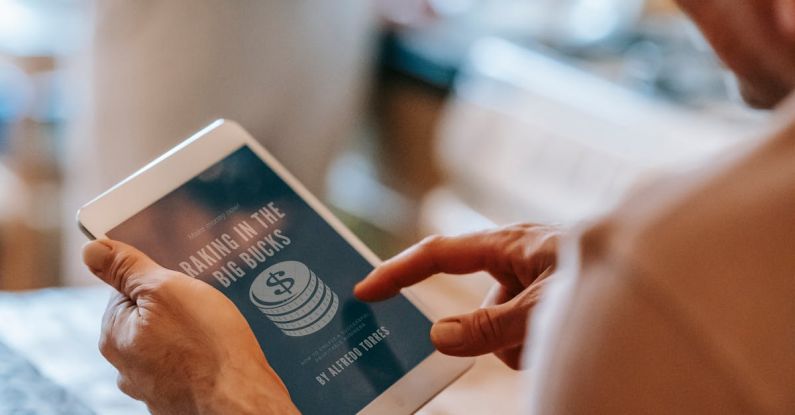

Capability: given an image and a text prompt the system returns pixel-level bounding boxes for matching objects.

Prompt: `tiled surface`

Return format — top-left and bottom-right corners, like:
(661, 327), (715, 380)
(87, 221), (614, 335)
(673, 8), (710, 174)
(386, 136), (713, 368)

(0, 287), (146, 415)
(0, 341), (94, 415)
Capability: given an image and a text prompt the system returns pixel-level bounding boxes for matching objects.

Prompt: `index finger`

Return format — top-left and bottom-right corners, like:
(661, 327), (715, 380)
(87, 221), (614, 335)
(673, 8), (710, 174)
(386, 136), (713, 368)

(354, 232), (519, 302)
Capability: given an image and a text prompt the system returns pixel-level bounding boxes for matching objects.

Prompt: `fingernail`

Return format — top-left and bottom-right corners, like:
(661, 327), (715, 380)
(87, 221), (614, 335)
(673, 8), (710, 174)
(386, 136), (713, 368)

(430, 320), (465, 349)
(83, 242), (111, 273)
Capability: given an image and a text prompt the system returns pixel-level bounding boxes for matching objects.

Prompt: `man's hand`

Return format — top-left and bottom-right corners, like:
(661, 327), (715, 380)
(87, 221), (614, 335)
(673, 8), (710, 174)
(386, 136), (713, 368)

(354, 224), (561, 369)
(83, 240), (299, 415)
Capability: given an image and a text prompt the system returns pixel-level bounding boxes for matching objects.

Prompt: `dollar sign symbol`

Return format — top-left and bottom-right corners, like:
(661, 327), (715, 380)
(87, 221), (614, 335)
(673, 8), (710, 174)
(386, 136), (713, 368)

(266, 270), (295, 296)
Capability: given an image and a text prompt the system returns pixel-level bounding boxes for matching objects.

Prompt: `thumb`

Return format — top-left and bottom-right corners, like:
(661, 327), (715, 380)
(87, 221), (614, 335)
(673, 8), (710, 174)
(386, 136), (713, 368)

(429, 299), (531, 357)
(83, 240), (164, 297)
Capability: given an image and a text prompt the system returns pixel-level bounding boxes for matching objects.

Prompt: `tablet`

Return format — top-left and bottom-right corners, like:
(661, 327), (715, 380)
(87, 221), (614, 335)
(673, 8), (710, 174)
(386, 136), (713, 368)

(77, 120), (473, 415)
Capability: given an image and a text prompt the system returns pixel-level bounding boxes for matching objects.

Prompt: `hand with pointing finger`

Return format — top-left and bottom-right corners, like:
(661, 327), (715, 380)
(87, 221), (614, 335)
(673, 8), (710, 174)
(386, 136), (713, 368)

(354, 224), (562, 369)
(83, 240), (299, 415)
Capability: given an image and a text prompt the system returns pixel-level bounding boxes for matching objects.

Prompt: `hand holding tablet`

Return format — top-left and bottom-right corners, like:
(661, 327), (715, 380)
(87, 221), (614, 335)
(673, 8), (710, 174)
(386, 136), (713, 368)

(78, 120), (473, 414)
(83, 239), (300, 414)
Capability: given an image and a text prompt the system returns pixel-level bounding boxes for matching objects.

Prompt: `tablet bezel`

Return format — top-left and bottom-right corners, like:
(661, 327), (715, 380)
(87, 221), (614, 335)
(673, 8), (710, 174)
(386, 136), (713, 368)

(77, 119), (473, 414)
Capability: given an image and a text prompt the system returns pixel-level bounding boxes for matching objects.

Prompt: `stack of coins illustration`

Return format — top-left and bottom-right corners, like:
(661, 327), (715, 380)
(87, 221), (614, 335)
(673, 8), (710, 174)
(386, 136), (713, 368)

(249, 261), (339, 337)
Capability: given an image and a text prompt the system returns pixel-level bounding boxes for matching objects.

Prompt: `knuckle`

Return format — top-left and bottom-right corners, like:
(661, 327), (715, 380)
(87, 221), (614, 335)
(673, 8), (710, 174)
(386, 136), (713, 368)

(539, 239), (559, 265)
(503, 223), (530, 237)
(98, 334), (114, 359)
(471, 308), (503, 346)
(134, 315), (156, 335)
(538, 227), (561, 249)
(145, 273), (176, 292)
(499, 225), (559, 279)
(141, 272), (185, 300)
(418, 234), (445, 250)
(108, 250), (138, 286)
(160, 273), (184, 289)
(530, 232), (559, 269)
(115, 374), (127, 389)
(494, 225), (533, 254)
(116, 375), (139, 399)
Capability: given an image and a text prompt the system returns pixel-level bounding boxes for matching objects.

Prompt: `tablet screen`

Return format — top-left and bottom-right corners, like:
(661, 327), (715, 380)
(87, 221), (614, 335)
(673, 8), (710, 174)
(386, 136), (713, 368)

(106, 145), (435, 414)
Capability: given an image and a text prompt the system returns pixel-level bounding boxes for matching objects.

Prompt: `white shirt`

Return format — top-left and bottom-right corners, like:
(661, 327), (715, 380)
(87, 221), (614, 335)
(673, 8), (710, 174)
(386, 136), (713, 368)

(526, 108), (795, 413)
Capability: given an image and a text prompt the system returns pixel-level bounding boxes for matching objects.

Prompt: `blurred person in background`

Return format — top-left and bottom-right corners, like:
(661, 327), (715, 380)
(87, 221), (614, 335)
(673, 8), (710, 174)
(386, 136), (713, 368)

(62, 0), (376, 285)
(80, 0), (795, 414)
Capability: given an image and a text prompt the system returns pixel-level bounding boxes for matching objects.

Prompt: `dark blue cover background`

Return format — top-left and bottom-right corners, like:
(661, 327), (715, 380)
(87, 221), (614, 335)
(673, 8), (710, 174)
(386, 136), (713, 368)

(108, 146), (434, 414)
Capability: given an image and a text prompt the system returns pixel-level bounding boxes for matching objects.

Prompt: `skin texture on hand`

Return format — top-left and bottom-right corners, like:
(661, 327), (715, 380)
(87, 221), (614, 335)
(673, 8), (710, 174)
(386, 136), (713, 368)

(355, 223), (561, 369)
(82, 240), (300, 415)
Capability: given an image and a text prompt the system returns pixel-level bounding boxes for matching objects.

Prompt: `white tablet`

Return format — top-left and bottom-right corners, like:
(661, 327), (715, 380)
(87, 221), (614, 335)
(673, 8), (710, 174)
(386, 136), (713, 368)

(77, 120), (472, 415)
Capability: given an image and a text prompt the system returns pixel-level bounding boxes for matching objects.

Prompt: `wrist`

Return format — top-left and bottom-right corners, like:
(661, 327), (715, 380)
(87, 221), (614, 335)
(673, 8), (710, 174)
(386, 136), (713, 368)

(197, 358), (299, 415)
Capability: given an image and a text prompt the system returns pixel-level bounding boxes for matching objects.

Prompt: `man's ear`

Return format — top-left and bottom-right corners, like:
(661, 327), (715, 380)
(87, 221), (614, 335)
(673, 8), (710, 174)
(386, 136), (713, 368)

(775, 0), (795, 39)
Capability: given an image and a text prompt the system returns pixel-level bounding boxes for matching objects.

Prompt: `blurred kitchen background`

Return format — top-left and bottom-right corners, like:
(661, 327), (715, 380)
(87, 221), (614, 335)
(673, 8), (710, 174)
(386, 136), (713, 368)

(0, 0), (769, 414)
